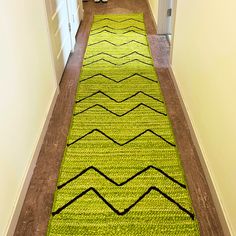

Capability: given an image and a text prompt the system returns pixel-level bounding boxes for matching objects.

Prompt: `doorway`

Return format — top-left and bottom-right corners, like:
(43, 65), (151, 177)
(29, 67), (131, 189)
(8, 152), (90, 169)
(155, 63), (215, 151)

(157, 0), (175, 44)
(45, 0), (83, 83)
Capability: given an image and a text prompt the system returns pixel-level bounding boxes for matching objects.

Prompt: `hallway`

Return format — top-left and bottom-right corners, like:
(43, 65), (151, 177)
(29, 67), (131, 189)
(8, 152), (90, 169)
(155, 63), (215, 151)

(14, 0), (223, 235)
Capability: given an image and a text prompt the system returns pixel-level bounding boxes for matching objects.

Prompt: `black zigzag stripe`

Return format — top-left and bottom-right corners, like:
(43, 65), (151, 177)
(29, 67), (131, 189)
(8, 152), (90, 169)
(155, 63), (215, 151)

(51, 187), (194, 220)
(91, 29), (146, 36)
(67, 129), (175, 147)
(57, 165), (186, 190)
(76, 91), (163, 104)
(94, 18), (143, 23)
(80, 73), (157, 84)
(91, 25), (145, 32)
(74, 103), (167, 117)
(120, 58), (152, 66)
(84, 58), (117, 67)
(88, 39), (147, 47)
(83, 58), (153, 67)
(84, 51), (151, 60)
(123, 30), (146, 36)
(91, 30), (116, 36)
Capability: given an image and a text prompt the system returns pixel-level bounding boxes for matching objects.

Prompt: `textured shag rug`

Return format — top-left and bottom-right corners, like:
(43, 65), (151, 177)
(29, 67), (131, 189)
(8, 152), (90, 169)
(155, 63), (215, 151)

(47, 13), (199, 235)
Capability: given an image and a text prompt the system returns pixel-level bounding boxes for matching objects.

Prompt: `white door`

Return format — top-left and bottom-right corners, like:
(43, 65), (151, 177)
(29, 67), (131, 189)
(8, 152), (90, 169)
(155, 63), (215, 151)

(157, 0), (173, 35)
(45, 0), (72, 83)
(67, 0), (83, 50)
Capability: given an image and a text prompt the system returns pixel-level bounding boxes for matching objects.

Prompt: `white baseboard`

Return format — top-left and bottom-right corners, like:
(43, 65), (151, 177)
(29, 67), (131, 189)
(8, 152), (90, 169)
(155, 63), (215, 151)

(168, 66), (232, 236)
(6, 87), (59, 236)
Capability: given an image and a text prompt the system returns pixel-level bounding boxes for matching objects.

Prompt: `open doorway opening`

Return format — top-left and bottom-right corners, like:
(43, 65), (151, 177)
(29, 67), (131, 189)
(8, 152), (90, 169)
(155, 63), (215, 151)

(157, 0), (175, 44)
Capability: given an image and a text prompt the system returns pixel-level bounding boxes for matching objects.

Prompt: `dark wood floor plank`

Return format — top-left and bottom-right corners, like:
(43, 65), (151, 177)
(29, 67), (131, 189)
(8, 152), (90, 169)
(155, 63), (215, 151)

(14, 0), (224, 235)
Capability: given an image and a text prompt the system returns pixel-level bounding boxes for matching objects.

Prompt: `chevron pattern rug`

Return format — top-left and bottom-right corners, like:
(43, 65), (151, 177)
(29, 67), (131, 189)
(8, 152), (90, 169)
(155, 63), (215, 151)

(47, 14), (199, 235)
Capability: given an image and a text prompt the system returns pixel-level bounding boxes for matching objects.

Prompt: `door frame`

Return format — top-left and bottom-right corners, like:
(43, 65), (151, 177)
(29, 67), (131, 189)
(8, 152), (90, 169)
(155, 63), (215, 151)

(44, 0), (83, 83)
(168, 0), (177, 65)
(156, 0), (177, 65)
(157, 0), (172, 35)
(67, 0), (84, 52)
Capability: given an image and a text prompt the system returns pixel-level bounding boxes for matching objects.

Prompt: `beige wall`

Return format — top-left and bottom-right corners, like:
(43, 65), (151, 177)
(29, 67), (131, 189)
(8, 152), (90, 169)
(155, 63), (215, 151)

(171, 1), (236, 235)
(0, 1), (57, 235)
(148, 0), (158, 24)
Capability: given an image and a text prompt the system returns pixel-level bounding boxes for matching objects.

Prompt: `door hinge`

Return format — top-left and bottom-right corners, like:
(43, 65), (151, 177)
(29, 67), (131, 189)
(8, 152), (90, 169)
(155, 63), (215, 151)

(167, 8), (172, 17)
(68, 23), (71, 32)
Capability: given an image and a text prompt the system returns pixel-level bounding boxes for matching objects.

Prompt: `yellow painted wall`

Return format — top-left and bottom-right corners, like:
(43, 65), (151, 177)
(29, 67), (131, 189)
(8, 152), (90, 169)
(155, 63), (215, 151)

(148, 0), (158, 24)
(171, 1), (236, 234)
(0, 1), (57, 235)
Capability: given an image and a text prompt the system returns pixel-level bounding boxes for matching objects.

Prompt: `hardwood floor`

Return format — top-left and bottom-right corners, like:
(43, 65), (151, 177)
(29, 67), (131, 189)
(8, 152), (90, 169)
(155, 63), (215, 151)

(14, 0), (224, 235)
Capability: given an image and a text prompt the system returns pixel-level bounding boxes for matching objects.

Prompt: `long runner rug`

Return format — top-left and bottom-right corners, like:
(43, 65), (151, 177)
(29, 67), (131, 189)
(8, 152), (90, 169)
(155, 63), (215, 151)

(47, 14), (199, 235)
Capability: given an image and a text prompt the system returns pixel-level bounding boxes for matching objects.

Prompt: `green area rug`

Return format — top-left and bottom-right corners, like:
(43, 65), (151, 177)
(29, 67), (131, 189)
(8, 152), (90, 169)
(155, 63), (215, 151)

(47, 14), (199, 235)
